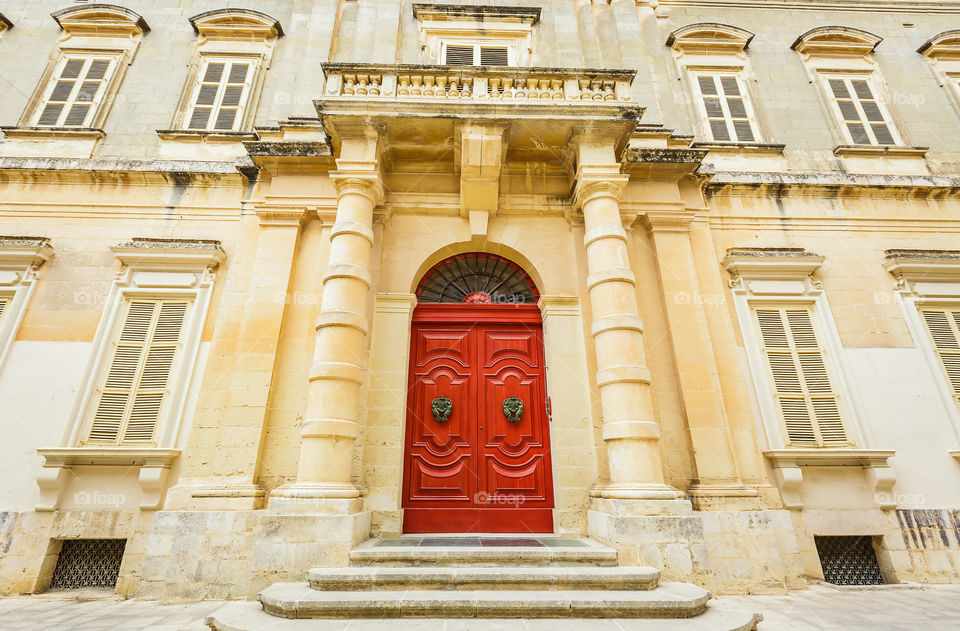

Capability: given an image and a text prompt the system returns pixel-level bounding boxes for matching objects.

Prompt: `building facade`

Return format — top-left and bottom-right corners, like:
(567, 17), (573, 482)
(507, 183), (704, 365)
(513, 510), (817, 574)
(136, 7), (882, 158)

(1, 0), (959, 602)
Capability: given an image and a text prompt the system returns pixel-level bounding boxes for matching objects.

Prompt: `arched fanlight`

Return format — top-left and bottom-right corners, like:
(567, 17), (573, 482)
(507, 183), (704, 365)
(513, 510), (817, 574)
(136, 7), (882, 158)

(416, 253), (538, 305)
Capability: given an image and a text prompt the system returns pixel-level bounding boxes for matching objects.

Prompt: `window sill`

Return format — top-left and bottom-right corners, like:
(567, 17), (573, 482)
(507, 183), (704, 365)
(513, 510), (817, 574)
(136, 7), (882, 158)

(156, 129), (258, 143)
(1, 126), (105, 141)
(36, 447), (180, 511)
(833, 145), (928, 158)
(692, 142), (785, 155)
(763, 448), (896, 510)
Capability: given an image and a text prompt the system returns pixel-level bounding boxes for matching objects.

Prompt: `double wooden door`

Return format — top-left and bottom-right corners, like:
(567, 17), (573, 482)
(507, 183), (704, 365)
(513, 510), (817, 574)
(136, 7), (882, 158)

(402, 305), (554, 533)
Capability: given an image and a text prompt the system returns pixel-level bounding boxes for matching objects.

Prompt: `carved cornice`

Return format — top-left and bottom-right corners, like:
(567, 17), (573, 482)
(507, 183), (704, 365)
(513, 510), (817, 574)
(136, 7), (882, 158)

(0, 237), (54, 271)
(883, 249), (960, 284)
(666, 22), (755, 53)
(722, 247), (825, 280)
(413, 4), (541, 25)
(791, 26), (882, 57)
(918, 29), (960, 58)
(255, 208), (307, 228)
(111, 238), (226, 272)
(51, 4), (149, 36)
(641, 210), (698, 233)
(189, 8), (283, 41)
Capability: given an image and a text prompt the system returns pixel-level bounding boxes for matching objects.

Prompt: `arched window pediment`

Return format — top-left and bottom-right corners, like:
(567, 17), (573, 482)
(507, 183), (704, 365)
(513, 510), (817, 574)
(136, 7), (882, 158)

(918, 30), (960, 59)
(0, 13), (13, 34)
(189, 9), (283, 42)
(51, 4), (149, 37)
(791, 26), (882, 57)
(666, 23), (755, 54)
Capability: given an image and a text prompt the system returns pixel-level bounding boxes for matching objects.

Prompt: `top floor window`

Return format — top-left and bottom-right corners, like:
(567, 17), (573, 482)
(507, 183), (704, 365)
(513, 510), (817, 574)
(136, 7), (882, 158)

(414, 4), (539, 67)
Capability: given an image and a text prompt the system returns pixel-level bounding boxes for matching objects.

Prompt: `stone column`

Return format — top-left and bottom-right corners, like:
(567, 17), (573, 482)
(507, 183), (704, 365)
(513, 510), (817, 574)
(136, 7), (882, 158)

(271, 128), (383, 513)
(573, 139), (681, 504)
(642, 211), (761, 509)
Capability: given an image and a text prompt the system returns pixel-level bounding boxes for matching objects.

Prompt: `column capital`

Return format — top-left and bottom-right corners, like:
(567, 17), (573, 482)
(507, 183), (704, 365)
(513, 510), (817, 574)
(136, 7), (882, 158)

(640, 210), (697, 233)
(330, 166), (384, 206)
(573, 172), (630, 209)
(255, 206), (308, 228)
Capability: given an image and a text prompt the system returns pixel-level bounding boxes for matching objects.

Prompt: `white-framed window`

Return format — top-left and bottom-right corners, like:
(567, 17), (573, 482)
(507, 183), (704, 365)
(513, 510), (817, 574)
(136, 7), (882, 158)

(752, 304), (849, 447)
(918, 307), (960, 411)
(184, 56), (257, 132)
(690, 70), (759, 143)
(440, 41), (513, 66)
(83, 298), (192, 446)
(32, 52), (120, 127)
(0, 238), (53, 374)
(821, 73), (898, 146)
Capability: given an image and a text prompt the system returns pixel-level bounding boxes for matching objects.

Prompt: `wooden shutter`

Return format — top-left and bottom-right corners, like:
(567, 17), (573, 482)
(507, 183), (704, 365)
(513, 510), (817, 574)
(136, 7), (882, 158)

(827, 76), (896, 146)
(444, 45), (475, 66)
(754, 306), (848, 447)
(479, 46), (509, 66)
(0, 295), (8, 321)
(86, 299), (189, 445)
(36, 56), (114, 127)
(696, 74), (756, 143)
(187, 59), (253, 131)
(920, 308), (960, 408)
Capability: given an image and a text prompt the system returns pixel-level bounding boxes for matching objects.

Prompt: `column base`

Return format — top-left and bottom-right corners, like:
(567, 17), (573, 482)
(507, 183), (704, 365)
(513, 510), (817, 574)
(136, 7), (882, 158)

(592, 482), (686, 502)
(268, 483), (364, 514)
(687, 483), (765, 511)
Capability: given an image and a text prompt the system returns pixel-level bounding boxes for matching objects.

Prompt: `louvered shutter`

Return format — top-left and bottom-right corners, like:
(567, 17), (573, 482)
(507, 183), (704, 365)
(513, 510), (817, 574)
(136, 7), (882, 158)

(754, 306), (849, 447)
(0, 295), (8, 321)
(827, 76), (896, 146)
(187, 59), (252, 131)
(920, 308), (960, 409)
(36, 56), (115, 127)
(696, 74), (756, 143)
(444, 45), (475, 66)
(479, 46), (509, 66)
(86, 299), (189, 445)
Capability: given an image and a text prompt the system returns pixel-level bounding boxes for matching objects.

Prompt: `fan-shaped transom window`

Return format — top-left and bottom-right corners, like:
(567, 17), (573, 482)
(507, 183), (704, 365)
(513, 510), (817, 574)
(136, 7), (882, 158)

(416, 253), (538, 305)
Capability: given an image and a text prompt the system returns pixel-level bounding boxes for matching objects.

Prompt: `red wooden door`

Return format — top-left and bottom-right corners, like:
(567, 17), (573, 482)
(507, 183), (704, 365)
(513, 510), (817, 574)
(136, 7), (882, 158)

(402, 305), (554, 533)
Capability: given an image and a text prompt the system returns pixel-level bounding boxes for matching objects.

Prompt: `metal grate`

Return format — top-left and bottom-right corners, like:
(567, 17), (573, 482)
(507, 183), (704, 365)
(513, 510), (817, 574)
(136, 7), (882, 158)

(815, 535), (885, 586)
(50, 539), (126, 589)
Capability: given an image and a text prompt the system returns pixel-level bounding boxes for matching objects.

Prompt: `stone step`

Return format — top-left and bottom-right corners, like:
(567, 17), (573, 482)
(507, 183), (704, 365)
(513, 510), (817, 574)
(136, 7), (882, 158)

(349, 539), (618, 567)
(257, 582), (712, 619)
(207, 600), (762, 631)
(307, 566), (661, 591)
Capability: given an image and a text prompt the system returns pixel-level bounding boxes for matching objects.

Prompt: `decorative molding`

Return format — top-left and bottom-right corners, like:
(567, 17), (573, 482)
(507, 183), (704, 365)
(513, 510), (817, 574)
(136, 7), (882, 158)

(883, 249), (960, 287)
(834, 145), (928, 158)
(640, 210), (697, 233)
(666, 22), (755, 53)
(0, 237), (53, 373)
(1, 127), (106, 142)
(791, 26), (882, 57)
(764, 449), (897, 509)
(189, 8), (283, 41)
(0, 14), (13, 34)
(36, 448), (180, 511)
(413, 4), (541, 25)
(0, 236), (54, 270)
(692, 142), (786, 155)
(722, 247), (825, 281)
(51, 4), (149, 37)
(918, 29), (960, 58)
(111, 238), (226, 273)
(658, 0), (960, 14)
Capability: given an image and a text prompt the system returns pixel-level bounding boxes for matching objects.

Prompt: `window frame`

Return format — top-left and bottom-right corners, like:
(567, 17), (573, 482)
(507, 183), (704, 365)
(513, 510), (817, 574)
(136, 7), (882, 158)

(818, 71), (901, 146)
(62, 241), (223, 451)
(0, 239), (53, 375)
(31, 50), (122, 128)
(688, 67), (762, 144)
(180, 54), (260, 132)
(439, 40), (515, 67)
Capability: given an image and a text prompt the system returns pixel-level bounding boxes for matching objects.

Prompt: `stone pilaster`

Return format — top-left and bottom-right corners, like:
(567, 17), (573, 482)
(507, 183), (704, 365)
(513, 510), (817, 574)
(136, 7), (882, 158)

(167, 208), (305, 510)
(270, 127), (383, 514)
(573, 139), (682, 506)
(641, 211), (762, 509)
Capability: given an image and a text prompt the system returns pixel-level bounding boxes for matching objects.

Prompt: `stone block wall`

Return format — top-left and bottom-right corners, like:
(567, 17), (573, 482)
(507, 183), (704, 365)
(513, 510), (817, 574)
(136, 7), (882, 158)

(884, 509), (960, 583)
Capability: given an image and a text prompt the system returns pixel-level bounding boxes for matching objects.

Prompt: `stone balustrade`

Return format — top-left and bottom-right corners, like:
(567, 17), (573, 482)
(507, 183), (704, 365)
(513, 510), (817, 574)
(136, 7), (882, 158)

(321, 63), (635, 104)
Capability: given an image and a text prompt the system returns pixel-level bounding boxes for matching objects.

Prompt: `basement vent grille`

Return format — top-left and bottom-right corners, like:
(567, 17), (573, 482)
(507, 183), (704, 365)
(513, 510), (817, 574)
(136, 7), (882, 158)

(815, 535), (885, 586)
(50, 539), (126, 589)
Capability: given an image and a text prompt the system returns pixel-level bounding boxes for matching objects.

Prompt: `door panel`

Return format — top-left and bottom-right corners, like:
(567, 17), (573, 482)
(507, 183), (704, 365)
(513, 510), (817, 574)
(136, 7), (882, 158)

(403, 307), (554, 533)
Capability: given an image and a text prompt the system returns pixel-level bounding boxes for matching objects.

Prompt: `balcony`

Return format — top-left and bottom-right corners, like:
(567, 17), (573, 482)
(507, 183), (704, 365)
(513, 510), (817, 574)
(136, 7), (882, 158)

(318, 63), (641, 123)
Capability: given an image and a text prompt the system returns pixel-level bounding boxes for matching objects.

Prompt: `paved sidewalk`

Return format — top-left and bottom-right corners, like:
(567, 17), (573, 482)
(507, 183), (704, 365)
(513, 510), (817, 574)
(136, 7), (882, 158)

(1, 583), (960, 630)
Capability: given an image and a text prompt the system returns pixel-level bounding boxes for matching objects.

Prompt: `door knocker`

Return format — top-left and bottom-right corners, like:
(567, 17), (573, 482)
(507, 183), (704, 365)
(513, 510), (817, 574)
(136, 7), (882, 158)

(502, 396), (524, 422)
(431, 396), (453, 422)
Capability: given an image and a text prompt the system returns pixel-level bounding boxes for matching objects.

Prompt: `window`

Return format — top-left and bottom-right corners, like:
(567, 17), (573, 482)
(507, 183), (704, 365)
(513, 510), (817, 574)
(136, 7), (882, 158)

(753, 305), (848, 447)
(823, 75), (897, 145)
(442, 42), (512, 66)
(185, 57), (254, 131)
(85, 298), (190, 445)
(0, 295), (9, 321)
(0, 237), (53, 372)
(34, 54), (118, 127)
(919, 308), (960, 410)
(692, 72), (757, 143)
